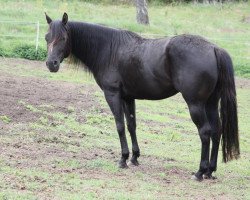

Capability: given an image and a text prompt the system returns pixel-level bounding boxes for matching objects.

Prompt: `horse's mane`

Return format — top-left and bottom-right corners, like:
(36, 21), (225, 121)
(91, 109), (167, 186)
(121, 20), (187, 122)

(66, 22), (143, 74)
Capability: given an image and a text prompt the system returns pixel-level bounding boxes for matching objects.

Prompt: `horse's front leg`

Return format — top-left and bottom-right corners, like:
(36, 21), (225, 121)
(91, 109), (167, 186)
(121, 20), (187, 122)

(123, 99), (140, 166)
(104, 90), (129, 168)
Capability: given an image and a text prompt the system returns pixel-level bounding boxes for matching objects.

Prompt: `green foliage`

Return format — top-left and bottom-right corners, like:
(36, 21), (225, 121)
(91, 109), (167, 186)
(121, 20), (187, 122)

(80, 0), (132, 4)
(13, 45), (47, 61)
(235, 63), (250, 78)
(148, 0), (178, 4)
(0, 44), (45, 61)
(0, 46), (4, 56)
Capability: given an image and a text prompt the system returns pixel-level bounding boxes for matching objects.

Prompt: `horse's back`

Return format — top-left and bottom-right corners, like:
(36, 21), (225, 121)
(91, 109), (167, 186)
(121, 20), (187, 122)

(117, 34), (219, 101)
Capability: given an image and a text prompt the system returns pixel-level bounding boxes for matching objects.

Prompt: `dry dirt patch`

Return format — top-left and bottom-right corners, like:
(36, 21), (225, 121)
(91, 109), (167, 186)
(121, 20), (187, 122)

(0, 58), (100, 130)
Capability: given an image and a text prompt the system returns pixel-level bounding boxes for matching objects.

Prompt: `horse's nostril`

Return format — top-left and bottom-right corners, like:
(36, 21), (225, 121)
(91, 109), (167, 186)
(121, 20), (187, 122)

(53, 60), (58, 66)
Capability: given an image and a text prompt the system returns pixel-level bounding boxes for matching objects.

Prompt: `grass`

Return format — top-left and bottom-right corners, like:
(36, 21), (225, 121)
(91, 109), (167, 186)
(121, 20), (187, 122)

(0, 58), (249, 199)
(0, 115), (11, 123)
(0, 0), (249, 76)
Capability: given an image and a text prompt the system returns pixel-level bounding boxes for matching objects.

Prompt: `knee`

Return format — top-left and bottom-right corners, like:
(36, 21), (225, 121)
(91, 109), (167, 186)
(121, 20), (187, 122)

(189, 105), (203, 126)
(127, 121), (136, 133)
(116, 123), (125, 134)
(199, 124), (212, 143)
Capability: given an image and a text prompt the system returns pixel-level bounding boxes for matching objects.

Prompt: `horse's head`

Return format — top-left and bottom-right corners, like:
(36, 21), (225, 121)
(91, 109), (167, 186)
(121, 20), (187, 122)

(45, 13), (71, 73)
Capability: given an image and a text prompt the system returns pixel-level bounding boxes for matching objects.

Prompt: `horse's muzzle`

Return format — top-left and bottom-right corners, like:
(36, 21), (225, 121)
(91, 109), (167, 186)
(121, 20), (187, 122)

(46, 60), (60, 73)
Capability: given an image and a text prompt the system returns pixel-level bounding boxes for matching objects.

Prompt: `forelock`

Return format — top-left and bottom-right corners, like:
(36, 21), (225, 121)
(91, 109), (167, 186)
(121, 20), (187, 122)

(50, 20), (69, 39)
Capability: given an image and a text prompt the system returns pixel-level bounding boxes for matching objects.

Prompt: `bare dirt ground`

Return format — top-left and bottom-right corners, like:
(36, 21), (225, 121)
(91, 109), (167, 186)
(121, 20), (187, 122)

(0, 58), (249, 199)
(0, 58), (99, 129)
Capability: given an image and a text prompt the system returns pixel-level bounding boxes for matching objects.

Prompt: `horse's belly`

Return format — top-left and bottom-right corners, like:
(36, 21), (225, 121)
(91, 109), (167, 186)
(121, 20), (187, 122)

(122, 80), (178, 100)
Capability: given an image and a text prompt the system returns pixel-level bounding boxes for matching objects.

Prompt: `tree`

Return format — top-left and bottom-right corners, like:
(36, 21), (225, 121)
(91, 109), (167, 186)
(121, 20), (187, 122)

(135, 0), (149, 25)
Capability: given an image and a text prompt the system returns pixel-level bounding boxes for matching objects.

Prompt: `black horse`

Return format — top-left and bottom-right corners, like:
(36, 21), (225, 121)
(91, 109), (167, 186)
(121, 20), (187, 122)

(44, 13), (239, 181)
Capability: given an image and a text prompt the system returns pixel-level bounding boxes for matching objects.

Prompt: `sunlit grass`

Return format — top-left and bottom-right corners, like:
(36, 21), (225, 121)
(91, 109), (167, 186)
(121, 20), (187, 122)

(0, 1), (249, 76)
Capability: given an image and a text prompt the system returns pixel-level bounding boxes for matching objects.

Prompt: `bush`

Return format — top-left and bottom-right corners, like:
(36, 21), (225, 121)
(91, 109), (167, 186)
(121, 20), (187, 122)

(0, 46), (4, 56)
(81, 0), (133, 4)
(148, 0), (192, 4)
(13, 45), (47, 61)
(0, 44), (11, 57)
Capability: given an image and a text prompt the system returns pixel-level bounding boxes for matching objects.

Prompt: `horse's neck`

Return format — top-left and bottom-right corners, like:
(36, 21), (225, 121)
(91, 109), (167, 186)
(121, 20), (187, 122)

(69, 22), (118, 74)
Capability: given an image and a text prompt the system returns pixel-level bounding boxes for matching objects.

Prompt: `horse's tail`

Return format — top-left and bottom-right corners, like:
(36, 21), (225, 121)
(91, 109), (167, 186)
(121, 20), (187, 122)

(214, 47), (240, 163)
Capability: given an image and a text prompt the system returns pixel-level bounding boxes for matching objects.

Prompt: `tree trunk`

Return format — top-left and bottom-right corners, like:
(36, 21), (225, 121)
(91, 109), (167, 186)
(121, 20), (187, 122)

(135, 0), (149, 25)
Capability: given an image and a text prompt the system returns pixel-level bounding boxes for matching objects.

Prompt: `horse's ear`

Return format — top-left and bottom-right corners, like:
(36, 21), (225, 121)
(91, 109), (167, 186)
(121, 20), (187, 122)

(62, 12), (68, 25)
(45, 12), (52, 24)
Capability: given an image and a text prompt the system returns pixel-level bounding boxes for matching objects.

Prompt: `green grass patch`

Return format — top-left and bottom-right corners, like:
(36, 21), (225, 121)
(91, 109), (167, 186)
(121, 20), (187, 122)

(0, 115), (11, 123)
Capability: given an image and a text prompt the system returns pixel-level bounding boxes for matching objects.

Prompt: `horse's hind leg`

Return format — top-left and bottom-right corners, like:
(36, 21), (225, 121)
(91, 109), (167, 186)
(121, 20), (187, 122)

(123, 99), (140, 166)
(186, 101), (212, 181)
(204, 93), (221, 179)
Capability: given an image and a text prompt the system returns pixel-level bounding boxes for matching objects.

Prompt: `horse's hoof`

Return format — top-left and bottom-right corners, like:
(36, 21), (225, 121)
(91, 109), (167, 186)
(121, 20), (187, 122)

(118, 161), (128, 169)
(203, 174), (217, 180)
(203, 173), (211, 179)
(128, 159), (139, 166)
(191, 175), (203, 181)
